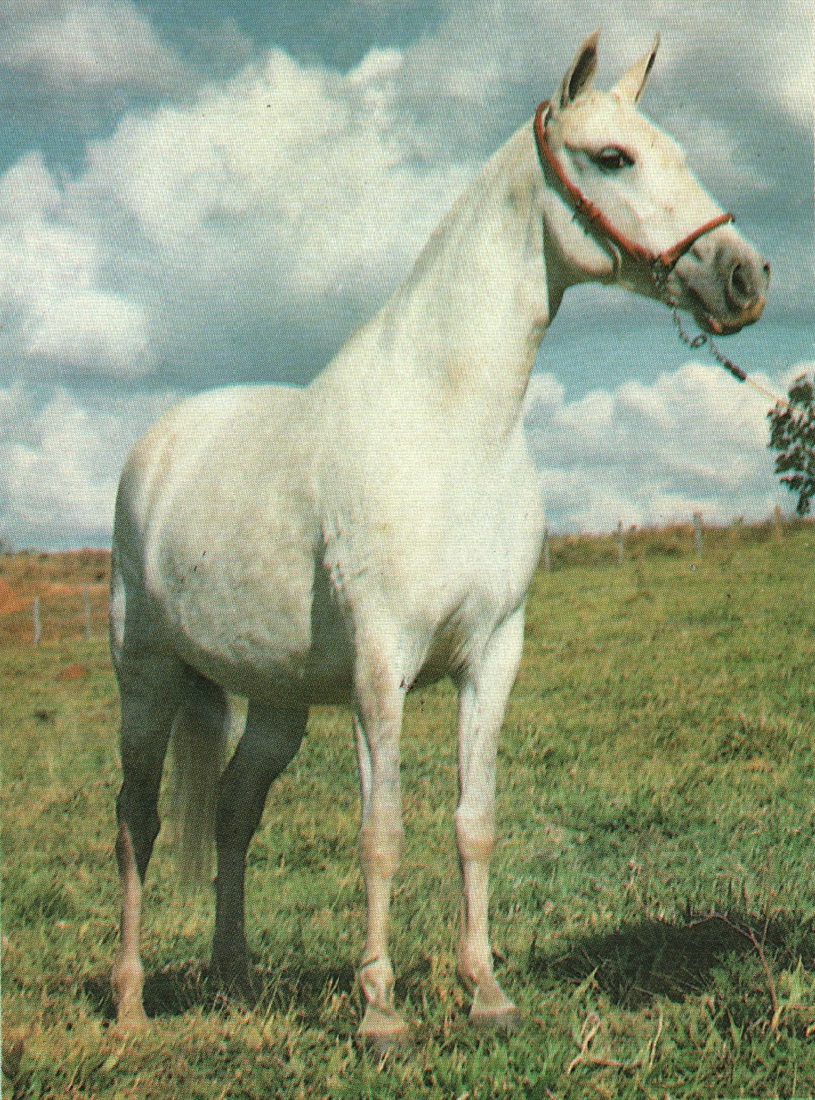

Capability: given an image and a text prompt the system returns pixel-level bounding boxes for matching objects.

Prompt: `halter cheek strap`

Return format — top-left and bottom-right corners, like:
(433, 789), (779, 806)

(533, 101), (734, 282)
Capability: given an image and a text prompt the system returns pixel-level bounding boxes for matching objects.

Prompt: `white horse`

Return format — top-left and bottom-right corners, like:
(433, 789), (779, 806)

(109, 32), (768, 1046)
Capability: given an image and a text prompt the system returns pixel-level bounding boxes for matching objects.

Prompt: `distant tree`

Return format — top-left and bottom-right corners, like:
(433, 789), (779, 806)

(767, 374), (815, 516)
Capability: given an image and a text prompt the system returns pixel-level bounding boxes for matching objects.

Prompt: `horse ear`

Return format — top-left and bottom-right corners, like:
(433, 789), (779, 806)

(612, 34), (660, 103)
(558, 30), (600, 108)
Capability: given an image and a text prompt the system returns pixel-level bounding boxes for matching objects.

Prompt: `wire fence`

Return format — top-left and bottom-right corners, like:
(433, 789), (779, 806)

(0, 583), (109, 648)
(542, 507), (802, 572)
(1, 510), (809, 645)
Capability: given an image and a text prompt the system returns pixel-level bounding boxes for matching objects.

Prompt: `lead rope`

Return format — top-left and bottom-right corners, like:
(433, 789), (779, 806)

(651, 263), (790, 411)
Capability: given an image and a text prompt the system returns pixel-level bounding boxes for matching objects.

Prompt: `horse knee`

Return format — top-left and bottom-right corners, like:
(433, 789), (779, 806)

(112, 953), (144, 1001)
(359, 820), (404, 879)
(455, 810), (495, 863)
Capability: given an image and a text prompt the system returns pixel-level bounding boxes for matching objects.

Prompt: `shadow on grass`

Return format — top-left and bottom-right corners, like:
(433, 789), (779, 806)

(529, 908), (815, 1009)
(84, 956), (430, 1025)
(84, 963), (214, 1022)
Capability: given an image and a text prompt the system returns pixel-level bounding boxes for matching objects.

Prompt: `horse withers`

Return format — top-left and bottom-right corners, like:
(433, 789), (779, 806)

(109, 32), (768, 1046)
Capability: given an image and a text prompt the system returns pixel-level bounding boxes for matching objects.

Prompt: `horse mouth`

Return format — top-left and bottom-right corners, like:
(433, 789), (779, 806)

(685, 285), (766, 337)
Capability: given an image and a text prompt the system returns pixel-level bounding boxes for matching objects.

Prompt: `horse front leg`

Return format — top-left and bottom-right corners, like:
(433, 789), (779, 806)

(456, 608), (525, 1030)
(352, 654), (409, 1049)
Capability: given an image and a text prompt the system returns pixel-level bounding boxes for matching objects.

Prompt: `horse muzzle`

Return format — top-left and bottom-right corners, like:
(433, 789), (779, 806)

(679, 240), (770, 336)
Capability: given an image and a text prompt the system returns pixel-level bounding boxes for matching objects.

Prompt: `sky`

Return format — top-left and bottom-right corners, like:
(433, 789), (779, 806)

(0, 0), (812, 549)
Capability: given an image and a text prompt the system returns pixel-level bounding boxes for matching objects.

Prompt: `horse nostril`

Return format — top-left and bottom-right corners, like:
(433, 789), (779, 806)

(763, 261), (771, 280)
(730, 264), (749, 299)
(726, 261), (756, 310)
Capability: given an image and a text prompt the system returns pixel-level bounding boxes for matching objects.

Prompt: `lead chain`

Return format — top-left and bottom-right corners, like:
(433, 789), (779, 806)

(651, 262), (789, 408)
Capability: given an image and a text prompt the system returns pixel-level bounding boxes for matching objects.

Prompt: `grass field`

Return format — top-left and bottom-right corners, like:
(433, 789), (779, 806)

(3, 522), (815, 1099)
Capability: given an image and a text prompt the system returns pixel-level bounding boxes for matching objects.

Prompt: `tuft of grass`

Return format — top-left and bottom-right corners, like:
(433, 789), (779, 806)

(3, 523), (815, 1098)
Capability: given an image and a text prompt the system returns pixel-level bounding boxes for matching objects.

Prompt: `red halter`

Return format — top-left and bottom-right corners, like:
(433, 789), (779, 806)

(533, 101), (734, 284)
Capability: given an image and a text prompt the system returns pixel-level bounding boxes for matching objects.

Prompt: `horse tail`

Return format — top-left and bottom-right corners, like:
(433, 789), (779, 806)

(169, 678), (232, 893)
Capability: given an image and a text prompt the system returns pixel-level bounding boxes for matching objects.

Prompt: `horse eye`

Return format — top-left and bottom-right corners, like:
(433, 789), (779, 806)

(593, 147), (635, 172)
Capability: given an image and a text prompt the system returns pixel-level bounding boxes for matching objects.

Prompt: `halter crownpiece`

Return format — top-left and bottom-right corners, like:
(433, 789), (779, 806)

(533, 101), (734, 284)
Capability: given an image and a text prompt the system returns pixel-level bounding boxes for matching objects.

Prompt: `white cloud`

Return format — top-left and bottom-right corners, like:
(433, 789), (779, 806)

(0, 0), (188, 93)
(0, 43), (471, 388)
(524, 361), (788, 532)
(782, 360), (815, 387)
(660, 115), (772, 199)
(1, 360), (796, 550)
(755, 0), (813, 128)
(24, 292), (152, 375)
(0, 11), (806, 393)
(0, 385), (178, 548)
(0, 152), (61, 221)
(0, 41), (475, 544)
(348, 47), (404, 88)
(73, 46), (467, 296)
(0, 155), (154, 378)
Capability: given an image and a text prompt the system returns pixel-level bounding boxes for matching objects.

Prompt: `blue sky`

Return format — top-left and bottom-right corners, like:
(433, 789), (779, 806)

(0, 0), (812, 547)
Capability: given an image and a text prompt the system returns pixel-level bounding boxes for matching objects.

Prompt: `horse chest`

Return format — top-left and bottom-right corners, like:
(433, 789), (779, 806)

(321, 452), (542, 653)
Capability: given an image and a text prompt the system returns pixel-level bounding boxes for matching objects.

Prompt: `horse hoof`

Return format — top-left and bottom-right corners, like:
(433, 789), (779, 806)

(114, 1004), (150, 1035)
(111, 963), (148, 1035)
(359, 1006), (411, 1054)
(367, 1028), (412, 1057)
(210, 956), (255, 1001)
(470, 1005), (522, 1033)
(463, 971), (521, 1033)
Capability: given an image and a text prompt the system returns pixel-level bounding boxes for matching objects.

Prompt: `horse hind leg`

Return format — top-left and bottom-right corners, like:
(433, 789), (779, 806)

(112, 651), (187, 1032)
(211, 701), (308, 995)
(113, 655), (231, 1031)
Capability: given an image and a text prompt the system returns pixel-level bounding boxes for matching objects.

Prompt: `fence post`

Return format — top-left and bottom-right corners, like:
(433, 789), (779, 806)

(33, 596), (41, 645)
(83, 585), (91, 640)
(774, 505), (783, 545)
(693, 512), (704, 557)
(543, 526), (551, 571)
(616, 521), (624, 564)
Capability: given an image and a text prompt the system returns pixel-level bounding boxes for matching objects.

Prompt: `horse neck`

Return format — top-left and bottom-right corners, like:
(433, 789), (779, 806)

(369, 125), (556, 443)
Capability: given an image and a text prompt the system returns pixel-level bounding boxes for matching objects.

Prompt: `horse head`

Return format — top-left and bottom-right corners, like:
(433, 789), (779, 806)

(540, 31), (769, 336)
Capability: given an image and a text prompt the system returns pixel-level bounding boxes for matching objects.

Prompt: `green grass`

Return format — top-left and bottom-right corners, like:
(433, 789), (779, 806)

(3, 527), (815, 1098)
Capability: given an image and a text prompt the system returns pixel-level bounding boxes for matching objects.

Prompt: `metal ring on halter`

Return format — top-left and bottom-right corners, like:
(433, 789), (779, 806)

(606, 240), (622, 281)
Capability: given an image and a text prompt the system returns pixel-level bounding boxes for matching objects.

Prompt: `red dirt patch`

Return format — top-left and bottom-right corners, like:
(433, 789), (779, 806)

(43, 582), (78, 598)
(59, 662), (88, 681)
(0, 579), (27, 615)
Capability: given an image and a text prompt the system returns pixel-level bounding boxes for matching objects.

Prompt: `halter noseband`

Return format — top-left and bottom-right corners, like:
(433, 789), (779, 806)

(533, 101), (734, 287)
